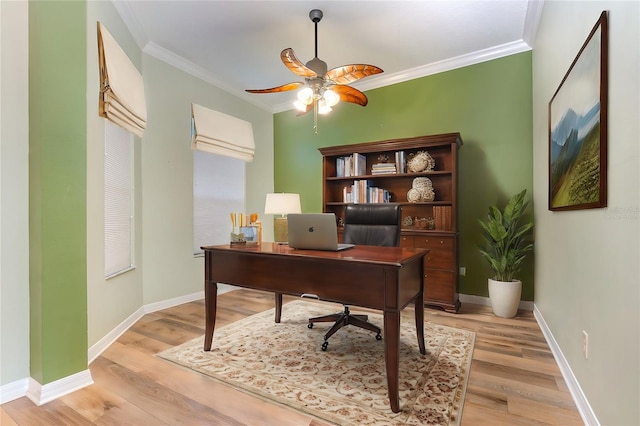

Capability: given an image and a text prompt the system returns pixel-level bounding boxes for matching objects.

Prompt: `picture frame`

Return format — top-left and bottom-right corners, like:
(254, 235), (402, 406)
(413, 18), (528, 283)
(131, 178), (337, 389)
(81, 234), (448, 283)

(548, 11), (608, 211)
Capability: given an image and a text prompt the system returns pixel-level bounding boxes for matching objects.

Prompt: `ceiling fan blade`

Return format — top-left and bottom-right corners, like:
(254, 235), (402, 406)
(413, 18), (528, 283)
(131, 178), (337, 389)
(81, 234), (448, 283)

(281, 48), (317, 78)
(245, 81), (304, 94)
(325, 64), (383, 85)
(332, 85), (368, 106)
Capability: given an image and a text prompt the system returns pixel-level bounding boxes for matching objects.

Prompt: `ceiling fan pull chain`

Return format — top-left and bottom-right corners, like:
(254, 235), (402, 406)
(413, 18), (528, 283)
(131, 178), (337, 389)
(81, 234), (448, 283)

(313, 99), (319, 134)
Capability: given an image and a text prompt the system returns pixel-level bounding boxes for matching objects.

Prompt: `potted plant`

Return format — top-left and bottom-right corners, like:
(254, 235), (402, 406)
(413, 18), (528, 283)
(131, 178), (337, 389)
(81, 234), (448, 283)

(478, 189), (534, 318)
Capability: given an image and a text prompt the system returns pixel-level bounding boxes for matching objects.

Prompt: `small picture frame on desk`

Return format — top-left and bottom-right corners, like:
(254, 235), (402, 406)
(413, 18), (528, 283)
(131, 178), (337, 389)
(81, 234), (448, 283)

(240, 226), (258, 242)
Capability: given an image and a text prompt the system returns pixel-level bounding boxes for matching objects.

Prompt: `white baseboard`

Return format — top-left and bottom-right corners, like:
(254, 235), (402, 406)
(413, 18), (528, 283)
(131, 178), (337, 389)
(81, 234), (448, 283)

(0, 378), (29, 404)
(2, 290), (216, 405)
(88, 290), (205, 363)
(87, 305), (146, 364)
(533, 304), (599, 425)
(458, 293), (534, 311)
(142, 290), (204, 314)
(25, 370), (93, 406)
(3, 288), (593, 422)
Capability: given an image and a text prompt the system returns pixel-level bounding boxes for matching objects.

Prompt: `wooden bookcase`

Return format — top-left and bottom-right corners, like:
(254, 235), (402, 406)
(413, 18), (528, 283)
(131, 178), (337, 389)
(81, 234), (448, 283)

(319, 133), (462, 312)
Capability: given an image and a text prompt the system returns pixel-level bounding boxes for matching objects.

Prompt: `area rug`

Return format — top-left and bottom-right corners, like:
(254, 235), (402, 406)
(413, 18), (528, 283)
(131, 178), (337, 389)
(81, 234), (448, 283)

(157, 300), (475, 425)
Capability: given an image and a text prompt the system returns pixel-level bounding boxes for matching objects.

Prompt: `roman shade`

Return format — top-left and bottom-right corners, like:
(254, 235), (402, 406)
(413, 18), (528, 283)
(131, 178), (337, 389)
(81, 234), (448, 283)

(191, 103), (255, 162)
(97, 22), (147, 138)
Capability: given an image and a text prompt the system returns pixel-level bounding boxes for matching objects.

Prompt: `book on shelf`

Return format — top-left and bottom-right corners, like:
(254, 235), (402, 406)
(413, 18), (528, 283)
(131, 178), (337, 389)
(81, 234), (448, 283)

(395, 151), (406, 174)
(433, 206), (452, 231)
(353, 153), (366, 176)
(369, 187), (390, 203)
(342, 186), (351, 203)
(371, 163), (397, 175)
(344, 156), (352, 176)
(336, 157), (345, 177)
(343, 180), (390, 203)
(335, 153), (366, 177)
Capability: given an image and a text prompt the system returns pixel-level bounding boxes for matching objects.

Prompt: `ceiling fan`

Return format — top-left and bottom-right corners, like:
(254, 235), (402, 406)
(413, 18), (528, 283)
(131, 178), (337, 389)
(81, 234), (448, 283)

(245, 9), (383, 133)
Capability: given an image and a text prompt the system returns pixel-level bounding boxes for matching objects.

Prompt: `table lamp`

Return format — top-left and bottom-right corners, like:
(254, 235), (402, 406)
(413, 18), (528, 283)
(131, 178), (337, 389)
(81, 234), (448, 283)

(264, 193), (301, 243)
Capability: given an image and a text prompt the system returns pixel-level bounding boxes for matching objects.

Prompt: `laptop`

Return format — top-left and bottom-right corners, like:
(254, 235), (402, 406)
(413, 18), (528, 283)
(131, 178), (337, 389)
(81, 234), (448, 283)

(287, 213), (355, 251)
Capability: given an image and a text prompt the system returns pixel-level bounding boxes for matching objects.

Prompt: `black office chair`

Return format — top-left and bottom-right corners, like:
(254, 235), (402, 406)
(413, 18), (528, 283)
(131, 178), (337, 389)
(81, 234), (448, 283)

(308, 203), (402, 351)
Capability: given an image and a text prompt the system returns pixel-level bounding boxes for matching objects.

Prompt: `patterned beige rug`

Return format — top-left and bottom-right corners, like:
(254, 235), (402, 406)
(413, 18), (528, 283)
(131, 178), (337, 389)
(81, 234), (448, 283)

(158, 300), (475, 425)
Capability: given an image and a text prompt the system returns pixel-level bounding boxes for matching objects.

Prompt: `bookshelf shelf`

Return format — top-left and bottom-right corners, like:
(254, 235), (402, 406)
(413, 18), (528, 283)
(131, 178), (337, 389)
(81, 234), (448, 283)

(319, 133), (462, 312)
(326, 170), (453, 181)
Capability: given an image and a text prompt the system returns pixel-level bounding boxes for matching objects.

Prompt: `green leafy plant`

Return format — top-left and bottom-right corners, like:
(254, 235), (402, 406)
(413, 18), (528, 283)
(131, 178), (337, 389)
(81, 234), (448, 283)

(478, 189), (534, 282)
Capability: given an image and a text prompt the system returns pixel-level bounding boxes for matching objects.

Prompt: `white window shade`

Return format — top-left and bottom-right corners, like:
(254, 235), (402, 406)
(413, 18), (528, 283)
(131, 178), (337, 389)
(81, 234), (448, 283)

(191, 103), (255, 162)
(193, 150), (245, 255)
(104, 120), (134, 278)
(97, 21), (147, 138)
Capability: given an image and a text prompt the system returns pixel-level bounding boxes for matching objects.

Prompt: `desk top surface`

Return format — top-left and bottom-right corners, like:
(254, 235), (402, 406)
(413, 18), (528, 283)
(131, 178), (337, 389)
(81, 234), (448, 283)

(202, 242), (428, 266)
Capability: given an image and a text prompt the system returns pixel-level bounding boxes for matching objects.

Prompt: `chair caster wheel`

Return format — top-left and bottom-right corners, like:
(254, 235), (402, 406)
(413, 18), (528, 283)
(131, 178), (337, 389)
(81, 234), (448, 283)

(308, 323), (313, 329)
(375, 334), (382, 341)
(321, 341), (328, 351)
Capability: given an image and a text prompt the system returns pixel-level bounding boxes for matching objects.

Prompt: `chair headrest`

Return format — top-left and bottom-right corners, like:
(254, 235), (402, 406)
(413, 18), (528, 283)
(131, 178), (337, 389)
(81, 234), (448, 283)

(344, 203), (402, 226)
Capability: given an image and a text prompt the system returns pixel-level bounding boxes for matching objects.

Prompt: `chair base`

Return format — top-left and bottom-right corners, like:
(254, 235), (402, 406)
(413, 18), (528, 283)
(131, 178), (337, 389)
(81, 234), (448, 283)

(308, 306), (382, 351)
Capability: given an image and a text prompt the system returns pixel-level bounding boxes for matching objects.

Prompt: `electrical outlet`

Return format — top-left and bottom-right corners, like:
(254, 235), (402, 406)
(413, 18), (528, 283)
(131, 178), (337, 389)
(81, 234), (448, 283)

(582, 330), (589, 359)
(459, 266), (466, 276)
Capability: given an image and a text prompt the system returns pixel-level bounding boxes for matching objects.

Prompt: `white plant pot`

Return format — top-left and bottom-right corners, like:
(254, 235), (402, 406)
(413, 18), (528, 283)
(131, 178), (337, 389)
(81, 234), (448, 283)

(488, 278), (522, 318)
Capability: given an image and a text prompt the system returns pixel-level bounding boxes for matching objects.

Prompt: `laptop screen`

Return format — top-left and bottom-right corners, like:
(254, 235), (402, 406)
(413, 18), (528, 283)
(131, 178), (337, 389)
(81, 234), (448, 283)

(287, 213), (354, 251)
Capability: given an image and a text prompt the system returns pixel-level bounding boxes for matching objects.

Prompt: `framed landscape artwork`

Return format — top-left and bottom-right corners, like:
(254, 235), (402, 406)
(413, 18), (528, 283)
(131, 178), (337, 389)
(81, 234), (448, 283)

(548, 11), (608, 211)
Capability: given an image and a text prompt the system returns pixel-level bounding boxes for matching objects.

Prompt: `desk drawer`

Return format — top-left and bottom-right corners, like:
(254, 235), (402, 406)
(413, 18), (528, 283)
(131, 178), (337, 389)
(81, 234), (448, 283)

(414, 236), (454, 250)
(400, 235), (414, 248)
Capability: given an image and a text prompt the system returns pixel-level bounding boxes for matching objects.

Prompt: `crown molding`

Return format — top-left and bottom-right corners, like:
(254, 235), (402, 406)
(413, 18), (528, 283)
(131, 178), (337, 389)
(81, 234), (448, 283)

(523, 0), (544, 46)
(144, 39), (532, 115)
(143, 42), (273, 111)
(360, 40), (532, 92)
(115, 2), (534, 115)
(272, 40), (532, 114)
(111, 0), (148, 48)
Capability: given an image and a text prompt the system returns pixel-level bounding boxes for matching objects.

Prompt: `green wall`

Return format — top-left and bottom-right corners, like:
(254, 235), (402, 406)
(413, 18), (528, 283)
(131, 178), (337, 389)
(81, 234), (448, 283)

(29, 1), (88, 384)
(274, 52), (534, 300)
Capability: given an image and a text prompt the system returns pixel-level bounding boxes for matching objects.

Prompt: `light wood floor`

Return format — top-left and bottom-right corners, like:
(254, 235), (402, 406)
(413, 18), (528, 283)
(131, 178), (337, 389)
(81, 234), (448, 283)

(1, 289), (583, 425)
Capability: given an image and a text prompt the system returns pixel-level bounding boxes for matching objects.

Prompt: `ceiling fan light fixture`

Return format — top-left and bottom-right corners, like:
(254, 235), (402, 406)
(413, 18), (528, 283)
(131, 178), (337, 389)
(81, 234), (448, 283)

(297, 86), (314, 105)
(293, 100), (308, 112)
(317, 99), (332, 115)
(323, 89), (340, 107)
(244, 9), (383, 134)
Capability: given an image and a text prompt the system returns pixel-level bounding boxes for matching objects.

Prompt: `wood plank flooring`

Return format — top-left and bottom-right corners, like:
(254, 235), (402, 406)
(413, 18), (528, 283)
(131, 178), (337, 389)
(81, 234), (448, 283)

(1, 289), (583, 425)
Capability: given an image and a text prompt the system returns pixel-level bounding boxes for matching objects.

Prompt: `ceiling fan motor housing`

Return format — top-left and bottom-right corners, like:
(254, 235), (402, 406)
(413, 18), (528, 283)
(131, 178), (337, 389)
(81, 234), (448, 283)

(309, 9), (323, 23)
(305, 57), (328, 76)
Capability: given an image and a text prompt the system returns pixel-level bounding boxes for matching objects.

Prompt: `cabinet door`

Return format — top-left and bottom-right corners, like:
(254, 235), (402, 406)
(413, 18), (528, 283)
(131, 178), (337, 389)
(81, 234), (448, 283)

(423, 269), (455, 303)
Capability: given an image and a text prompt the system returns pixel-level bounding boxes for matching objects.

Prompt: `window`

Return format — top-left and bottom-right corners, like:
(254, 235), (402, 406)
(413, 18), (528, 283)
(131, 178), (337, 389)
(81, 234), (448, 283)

(104, 120), (134, 278)
(193, 150), (245, 255)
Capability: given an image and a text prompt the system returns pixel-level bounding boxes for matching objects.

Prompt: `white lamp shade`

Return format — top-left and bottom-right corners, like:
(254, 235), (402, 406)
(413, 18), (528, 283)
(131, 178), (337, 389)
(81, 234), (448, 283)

(297, 87), (314, 105)
(264, 193), (302, 216)
(323, 89), (340, 107)
(317, 99), (332, 115)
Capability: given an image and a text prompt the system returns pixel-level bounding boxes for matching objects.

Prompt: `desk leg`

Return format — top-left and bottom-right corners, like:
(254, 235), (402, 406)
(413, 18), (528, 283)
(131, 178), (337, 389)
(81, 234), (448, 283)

(415, 296), (426, 355)
(204, 281), (218, 351)
(384, 311), (401, 413)
(275, 292), (282, 323)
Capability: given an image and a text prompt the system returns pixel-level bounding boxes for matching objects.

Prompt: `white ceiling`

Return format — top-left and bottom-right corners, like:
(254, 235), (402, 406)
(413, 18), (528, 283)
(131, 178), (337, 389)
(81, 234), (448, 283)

(113, 0), (543, 113)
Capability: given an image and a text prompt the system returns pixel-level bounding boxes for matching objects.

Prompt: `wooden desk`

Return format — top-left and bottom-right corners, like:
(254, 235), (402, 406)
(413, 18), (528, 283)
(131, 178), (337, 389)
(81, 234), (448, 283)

(202, 242), (428, 413)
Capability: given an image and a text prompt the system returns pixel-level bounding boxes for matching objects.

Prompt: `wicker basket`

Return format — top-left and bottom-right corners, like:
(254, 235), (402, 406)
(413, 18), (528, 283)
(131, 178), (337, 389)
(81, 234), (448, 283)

(407, 151), (435, 173)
